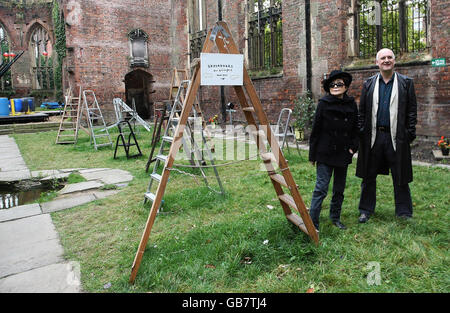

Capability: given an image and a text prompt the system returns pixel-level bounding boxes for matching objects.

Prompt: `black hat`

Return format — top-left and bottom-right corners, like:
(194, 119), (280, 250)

(323, 70), (353, 93)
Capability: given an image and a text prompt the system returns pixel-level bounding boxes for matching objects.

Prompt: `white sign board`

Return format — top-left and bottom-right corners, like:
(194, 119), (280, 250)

(200, 53), (244, 86)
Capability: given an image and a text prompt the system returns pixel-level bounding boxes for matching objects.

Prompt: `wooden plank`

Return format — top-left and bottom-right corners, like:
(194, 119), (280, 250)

(286, 213), (308, 234)
(270, 174), (288, 188)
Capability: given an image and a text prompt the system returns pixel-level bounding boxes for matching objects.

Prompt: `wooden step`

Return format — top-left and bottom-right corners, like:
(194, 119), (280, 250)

(270, 173), (288, 188)
(286, 213), (308, 234)
(242, 107), (255, 112)
(261, 152), (276, 163)
(278, 194), (297, 210)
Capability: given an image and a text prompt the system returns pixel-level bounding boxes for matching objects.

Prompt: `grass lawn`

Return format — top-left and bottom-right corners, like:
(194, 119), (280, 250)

(11, 126), (449, 293)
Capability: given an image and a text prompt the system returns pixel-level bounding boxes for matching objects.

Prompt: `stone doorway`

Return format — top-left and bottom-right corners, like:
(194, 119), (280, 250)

(124, 69), (154, 119)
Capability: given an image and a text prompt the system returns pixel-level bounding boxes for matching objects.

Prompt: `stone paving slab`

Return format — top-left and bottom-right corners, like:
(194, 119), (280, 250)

(40, 194), (97, 213)
(58, 181), (104, 195)
(80, 168), (133, 185)
(40, 172), (71, 181)
(0, 152), (22, 160)
(0, 262), (80, 293)
(78, 168), (110, 174)
(0, 214), (64, 278)
(0, 170), (31, 182)
(59, 168), (86, 173)
(31, 169), (61, 178)
(0, 164), (29, 172)
(0, 203), (42, 223)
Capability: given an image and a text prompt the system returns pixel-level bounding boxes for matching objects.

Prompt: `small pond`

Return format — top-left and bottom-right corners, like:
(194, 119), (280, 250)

(0, 180), (63, 209)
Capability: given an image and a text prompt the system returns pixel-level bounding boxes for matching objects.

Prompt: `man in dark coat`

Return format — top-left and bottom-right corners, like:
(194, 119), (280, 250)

(356, 48), (417, 223)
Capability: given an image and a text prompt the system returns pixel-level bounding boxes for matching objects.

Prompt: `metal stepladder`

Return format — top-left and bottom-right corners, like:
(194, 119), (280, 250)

(109, 98), (152, 132)
(129, 21), (318, 284)
(273, 108), (301, 155)
(55, 86), (82, 144)
(144, 79), (224, 210)
(113, 119), (143, 159)
(82, 90), (113, 150)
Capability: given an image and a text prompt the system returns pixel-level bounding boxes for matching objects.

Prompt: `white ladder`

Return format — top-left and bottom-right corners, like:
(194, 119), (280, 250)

(144, 80), (224, 210)
(82, 90), (113, 150)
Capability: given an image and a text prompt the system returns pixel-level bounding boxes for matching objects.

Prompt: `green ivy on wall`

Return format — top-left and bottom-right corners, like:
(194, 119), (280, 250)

(52, 0), (66, 100)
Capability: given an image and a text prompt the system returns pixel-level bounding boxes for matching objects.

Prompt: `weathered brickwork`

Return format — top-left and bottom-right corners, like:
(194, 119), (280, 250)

(62, 0), (188, 120)
(0, 0), (448, 137)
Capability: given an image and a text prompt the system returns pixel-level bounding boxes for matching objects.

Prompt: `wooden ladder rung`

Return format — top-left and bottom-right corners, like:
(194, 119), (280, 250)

(261, 152), (276, 163)
(242, 107), (255, 112)
(270, 173), (288, 188)
(286, 213), (308, 234)
(278, 194), (297, 210)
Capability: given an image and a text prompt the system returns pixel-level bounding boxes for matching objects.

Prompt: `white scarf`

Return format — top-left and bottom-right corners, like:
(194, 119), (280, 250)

(371, 73), (398, 150)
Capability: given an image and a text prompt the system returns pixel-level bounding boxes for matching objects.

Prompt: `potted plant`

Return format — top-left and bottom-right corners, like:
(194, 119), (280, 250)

(292, 90), (316, 141)
(437, 136), (449, 156)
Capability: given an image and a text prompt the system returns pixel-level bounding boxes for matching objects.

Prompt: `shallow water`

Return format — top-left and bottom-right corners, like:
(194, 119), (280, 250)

(0, 182), (62, 209)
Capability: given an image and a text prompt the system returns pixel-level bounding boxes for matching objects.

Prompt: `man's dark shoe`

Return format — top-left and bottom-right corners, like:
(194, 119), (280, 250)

(358, 213), (370, 223)
(332, 220), (347, 230)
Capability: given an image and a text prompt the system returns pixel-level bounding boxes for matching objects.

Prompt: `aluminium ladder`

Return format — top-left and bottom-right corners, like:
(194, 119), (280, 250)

(109, 98), (151, 132)
(144, 79), (224, 209)
(55, 86), (82, 144)
(273, 108), (301, 155)
(82, 90), (113, 150)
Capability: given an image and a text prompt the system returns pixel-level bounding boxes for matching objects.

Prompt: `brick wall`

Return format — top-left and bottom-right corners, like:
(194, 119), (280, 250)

(197, 0), (449, 137)
(62, 0), (188, 121)
(1, 0), (448, 137)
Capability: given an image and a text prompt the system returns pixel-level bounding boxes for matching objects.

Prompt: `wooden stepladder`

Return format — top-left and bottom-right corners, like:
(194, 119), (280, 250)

(129, 21), (318, 284)
(55, 86), (82, 144)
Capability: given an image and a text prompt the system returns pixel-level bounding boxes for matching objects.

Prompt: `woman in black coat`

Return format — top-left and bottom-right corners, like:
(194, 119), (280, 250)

(308, 70), (359, 230)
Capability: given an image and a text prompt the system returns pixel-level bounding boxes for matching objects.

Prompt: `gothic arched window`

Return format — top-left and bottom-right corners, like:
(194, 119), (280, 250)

(29, 24), (54, 90)
(128, 29), (149, 68)
(0, 24), (12, 91)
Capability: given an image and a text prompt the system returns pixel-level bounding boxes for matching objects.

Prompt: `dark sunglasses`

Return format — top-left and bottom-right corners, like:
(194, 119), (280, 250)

(329, 83), (345, 88)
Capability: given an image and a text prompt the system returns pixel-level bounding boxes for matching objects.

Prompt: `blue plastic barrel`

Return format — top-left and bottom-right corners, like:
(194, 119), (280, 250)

(13, 98), (23, 112)
(28, 97), (35, 111)
(21, 98), (29, 112)
(0, 98), (9, 116)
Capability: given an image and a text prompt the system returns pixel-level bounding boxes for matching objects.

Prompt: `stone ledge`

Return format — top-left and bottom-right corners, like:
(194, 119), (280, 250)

(432, 150), (450, 161)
